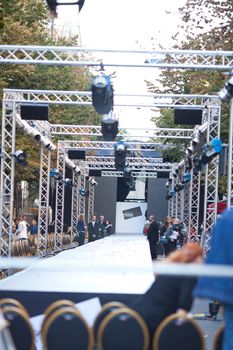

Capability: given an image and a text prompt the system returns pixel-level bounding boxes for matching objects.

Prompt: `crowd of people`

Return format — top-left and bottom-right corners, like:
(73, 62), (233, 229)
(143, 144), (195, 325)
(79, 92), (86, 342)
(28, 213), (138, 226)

(12, 214), (113, 248)
(75, 214), (113, 246)
(143, 215), (187, 260)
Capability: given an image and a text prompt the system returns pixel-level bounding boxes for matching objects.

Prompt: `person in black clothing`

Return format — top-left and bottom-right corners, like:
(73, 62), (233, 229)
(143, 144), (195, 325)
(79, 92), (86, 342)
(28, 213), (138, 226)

(88, 215), (100, 242)
(130, 243), (203, 340)
(147, 215), (159, 260)
(98, 215), (106, 238)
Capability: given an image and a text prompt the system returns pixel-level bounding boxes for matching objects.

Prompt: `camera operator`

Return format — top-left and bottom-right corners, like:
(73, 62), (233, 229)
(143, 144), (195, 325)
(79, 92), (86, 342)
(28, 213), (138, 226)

(163, 218), (181, 256)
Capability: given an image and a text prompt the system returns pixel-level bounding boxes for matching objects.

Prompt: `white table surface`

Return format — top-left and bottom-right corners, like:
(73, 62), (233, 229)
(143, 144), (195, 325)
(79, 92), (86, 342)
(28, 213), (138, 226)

(0, 234), (154, 294)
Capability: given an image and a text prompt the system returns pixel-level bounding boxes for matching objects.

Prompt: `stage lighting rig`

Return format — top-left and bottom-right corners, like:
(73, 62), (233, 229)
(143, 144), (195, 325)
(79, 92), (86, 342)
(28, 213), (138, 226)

(200, 138), (222, 165)
(166, 189), (176, 200)
(88, 177), (98, 186)
(13, 150), (27, 167)
(45, 0), (85, 16)
(79, 187), (89, 197)
(219, 76), (233, 102)
(114, 141), (127, 170)
(92, 69), (114, 115)
(101, 112), (119, 141)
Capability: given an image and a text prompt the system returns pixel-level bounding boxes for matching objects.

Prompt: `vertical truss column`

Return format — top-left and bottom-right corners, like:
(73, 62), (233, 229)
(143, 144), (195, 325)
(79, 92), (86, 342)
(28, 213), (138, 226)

(202, 106), (221, 252)
(0, 101), (16, 257)
(88, 183), (95, 222)
(78, 172), (86, 218)
(54, 142), (65, 252)
(188, 170), (201, 241)
(37, 146), (51, 257)
(172, 176), (178, 217)
(183, 182), (190, 229)
(71, 172), (80, 243)
(167, 172), (173, 217)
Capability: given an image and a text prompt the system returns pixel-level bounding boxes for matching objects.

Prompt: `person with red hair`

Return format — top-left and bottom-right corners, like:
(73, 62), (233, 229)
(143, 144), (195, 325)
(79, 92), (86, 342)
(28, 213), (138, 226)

(130, 243), (203, 338)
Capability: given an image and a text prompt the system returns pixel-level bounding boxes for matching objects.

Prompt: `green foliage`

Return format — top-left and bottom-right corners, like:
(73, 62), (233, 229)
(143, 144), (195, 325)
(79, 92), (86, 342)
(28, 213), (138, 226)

(0, 0), (100, 187)
(147, 0), (232, 167)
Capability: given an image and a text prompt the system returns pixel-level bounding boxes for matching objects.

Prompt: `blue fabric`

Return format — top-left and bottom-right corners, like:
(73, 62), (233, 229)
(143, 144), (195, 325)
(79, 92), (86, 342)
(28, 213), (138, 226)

(223, 304), (233, 350)
(194, 208), (233, 305)
(29, 225), (38, 234)
(76, 221), (85, 232)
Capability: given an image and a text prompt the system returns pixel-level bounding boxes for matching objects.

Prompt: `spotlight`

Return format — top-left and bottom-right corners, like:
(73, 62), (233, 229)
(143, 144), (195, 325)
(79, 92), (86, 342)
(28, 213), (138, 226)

(166, 189), (176, 200)
(185, 157), (193, 171)
(186, 146), (193, 157)
(183, 172), (191, 183)
(114, 141), (127, 170)
(200, 138), (222, 165)
(53, 171), (63, 181)
(219, 76), (233, 102)
(13, 150), (27, 167)
(174, 183), (185, 193)
(88, 177), (98, 186)
(64, 178), (72, 187)
(79, 187), (89, 197)
(45, 0), (85, 16)
(101, 113), (119, 141)
(123, 166), (135, 190)
(92, 72), (114, 115)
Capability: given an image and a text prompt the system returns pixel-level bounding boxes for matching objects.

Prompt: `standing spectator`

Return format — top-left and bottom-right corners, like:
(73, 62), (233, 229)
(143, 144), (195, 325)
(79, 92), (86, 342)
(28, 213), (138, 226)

(143, 219), (150, 236)
(76, 214), (86, 246)
(194, 208), (233, 350)
(28, 219), (38, 235)
(105, 220), (113, 236)
(147, 215), (159, 261)
(16, 215), (28, 241)
(162, 217), (180, 256)
(98, 215), (106, 238)
(88, 215), (99, 242)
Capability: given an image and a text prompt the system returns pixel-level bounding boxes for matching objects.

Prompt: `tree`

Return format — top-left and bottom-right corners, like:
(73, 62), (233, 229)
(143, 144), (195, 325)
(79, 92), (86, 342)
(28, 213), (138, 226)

(0, 0), (100, 211)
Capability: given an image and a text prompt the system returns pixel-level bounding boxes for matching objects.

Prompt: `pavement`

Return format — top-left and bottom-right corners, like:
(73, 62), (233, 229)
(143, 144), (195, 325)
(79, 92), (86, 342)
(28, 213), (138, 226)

(192, 299), (223, 350)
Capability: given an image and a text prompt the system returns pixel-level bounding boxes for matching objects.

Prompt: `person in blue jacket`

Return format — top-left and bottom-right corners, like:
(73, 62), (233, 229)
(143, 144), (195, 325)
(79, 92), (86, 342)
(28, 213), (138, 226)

(194, 208), (233, 350)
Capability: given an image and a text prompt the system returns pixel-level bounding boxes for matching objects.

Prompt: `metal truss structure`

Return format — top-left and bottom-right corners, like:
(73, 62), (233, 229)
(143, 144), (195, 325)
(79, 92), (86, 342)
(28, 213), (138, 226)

(88, 183), (95, 222)
(0, 50), (225, 259)
(202, 106), (221, 252)
(71, 171), (80, 245)
(1, 45), (233, 70)
(188, 171), (201, 241)
(37, 147), (51, 257)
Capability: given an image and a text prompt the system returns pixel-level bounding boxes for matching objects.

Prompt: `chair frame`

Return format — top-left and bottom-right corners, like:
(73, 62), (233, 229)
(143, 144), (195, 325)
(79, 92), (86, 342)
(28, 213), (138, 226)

(152, 312), (206, 350)
(41, 306), (94, 350)
(1, 305), (35, 350)
(97, 307), (150, 350)
(0, 298), (29, 317)
(93, 301), (126, 338)
(213, 324), (224, 350)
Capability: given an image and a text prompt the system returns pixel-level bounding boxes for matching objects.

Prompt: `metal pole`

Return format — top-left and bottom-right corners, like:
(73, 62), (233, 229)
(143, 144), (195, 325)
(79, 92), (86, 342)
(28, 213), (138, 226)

(227, 99), (233, 208)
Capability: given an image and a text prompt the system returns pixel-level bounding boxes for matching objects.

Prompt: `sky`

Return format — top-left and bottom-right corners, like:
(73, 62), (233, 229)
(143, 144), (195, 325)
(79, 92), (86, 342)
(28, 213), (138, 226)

(56, 0), (187, 135)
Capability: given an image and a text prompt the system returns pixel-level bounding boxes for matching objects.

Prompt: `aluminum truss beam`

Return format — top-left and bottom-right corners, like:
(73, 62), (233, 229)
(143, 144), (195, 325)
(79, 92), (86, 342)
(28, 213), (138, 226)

(4, 89), (220, 109)
(88, 183), (95, 222)
(202, 106), (221, 252)
(100, 171), (158, 178)
(71, 172), (80, 245)
(51, 124), (193, 140)
(1, 45), (233, 70)
(37, 147), (51, 257)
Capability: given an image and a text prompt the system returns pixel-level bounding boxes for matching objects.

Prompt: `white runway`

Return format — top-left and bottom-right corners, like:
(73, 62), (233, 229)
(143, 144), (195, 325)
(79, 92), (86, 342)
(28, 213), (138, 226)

(0, 234), (154, 295)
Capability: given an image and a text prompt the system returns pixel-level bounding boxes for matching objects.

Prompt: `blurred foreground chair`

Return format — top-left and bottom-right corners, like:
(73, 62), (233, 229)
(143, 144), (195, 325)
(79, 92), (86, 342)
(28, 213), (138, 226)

(0, 298), (29, 317)
(97, 307), (149, 350)
(41, 306), (93, 350)
(2, 306), (34, 350)
(93, 301), (125, 341)
(152, 313), (205, 350)
(213, 324), (224, 350)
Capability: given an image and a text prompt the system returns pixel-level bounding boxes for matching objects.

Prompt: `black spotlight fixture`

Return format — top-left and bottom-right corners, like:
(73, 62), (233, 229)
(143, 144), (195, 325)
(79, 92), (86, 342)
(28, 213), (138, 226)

(79, 187), (89, 197)
(174, 183), (185, 193)
(219, 76), (233, 102)
(114, 141), (127, 170)
(92, 69), (114, 115)
(14, 150), (27, 167)
(54, 171), (63, 181)
(166, 189), (176, 200)
(123, 166), (135, 191)
(200, 138), (222, 165)
(64, 178), (72, 187)
(101, 113), (119, 141)
(45, 0), (85, 16)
